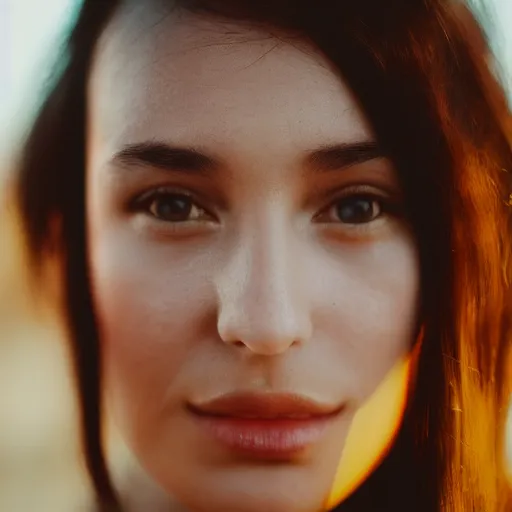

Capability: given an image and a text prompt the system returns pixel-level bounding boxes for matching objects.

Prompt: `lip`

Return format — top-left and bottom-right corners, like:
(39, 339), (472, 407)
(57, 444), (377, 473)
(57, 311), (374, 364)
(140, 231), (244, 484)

(188, 392), (344, 460)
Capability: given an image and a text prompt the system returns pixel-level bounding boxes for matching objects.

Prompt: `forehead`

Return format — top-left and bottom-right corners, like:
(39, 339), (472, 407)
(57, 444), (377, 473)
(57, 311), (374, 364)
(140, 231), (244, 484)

(87, 2), (372, 155)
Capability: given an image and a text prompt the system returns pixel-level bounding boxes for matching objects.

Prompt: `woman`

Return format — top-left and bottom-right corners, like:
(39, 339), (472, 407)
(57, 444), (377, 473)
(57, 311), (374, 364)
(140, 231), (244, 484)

(15, 0), (512, 510)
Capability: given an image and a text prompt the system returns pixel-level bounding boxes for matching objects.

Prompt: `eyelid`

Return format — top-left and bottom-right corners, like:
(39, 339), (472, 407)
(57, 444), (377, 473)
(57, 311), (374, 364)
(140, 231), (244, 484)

(131, 185), (192, 205)
(326, 183), (393, 200)
(314, 184), (394, 217)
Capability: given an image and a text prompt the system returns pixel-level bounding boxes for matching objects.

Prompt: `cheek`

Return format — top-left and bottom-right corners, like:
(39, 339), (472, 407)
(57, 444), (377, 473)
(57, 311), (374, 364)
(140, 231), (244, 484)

(88, 234), (213, 431)
(317, 238), (419, 404)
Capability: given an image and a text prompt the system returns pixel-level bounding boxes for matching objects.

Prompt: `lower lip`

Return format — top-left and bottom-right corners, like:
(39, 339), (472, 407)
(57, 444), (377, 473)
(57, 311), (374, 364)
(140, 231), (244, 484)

(191, 413), (337, 459)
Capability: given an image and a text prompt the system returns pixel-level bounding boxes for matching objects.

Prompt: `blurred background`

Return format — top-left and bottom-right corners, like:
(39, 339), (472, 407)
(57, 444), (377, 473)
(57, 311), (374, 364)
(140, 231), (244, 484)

(0, 0), (511, 510)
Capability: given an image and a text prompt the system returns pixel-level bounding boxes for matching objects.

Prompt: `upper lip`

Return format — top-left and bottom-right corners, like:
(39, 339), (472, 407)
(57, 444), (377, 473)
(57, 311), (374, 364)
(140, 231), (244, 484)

(188, 392), (344, 419)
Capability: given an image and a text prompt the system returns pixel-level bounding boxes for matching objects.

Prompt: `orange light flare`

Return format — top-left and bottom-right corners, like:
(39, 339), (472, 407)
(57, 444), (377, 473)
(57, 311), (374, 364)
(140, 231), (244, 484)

(324, 339), (422, 510)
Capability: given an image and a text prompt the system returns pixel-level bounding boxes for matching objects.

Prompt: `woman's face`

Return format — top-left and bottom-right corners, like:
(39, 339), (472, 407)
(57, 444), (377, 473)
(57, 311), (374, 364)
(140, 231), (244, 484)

(86, 4), (419, 512)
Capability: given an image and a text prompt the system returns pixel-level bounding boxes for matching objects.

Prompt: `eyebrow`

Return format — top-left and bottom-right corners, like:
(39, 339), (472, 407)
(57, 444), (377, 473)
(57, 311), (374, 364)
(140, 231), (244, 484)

(304, 141), (384, 172)
(111, 140), (384, 175)
(113, 141), (219, 174)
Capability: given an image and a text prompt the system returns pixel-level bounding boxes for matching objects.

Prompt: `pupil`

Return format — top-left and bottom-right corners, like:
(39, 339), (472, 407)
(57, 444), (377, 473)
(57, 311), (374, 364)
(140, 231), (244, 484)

(337, 198), (374, 224)
(156, 194), (192, 220)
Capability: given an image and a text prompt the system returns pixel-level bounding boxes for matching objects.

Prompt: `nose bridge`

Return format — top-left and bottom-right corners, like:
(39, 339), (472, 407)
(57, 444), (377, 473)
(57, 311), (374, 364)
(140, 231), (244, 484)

(216, 214), (311, 354)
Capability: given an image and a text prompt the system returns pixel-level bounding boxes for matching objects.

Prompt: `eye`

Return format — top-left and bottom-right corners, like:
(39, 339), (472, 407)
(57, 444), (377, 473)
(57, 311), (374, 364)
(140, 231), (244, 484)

(318, 194), (383, 224)
(137, 190), (212, 223)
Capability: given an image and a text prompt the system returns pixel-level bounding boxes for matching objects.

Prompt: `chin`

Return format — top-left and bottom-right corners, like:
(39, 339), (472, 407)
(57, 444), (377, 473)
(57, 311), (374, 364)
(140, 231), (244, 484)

(178, 492), (325, 512)
(165, 470), (330, 512)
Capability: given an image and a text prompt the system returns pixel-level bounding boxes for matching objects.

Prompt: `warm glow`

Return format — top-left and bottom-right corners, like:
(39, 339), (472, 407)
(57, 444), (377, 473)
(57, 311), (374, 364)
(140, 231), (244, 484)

(325, 354), (413, 508)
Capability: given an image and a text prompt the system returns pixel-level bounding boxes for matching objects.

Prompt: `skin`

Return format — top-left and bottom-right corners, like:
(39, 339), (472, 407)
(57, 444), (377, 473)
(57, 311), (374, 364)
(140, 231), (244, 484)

(86, 3), (420, 511)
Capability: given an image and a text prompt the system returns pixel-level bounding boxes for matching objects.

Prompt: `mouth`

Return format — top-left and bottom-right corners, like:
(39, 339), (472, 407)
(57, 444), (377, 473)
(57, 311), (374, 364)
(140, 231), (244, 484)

(187, 392), (345, 460)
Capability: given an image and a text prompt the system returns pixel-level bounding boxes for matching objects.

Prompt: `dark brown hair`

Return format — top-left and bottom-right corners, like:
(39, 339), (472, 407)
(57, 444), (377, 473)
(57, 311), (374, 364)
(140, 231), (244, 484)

(15, 0), (512, 510)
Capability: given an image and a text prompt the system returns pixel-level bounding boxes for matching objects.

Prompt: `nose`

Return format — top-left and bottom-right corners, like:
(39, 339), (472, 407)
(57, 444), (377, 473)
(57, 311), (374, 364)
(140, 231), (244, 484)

(216, 226), (312, 356)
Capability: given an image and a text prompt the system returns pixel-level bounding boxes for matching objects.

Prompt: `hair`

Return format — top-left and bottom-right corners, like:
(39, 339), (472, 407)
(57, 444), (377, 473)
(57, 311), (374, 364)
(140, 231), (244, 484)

(15, 0), (512, 510)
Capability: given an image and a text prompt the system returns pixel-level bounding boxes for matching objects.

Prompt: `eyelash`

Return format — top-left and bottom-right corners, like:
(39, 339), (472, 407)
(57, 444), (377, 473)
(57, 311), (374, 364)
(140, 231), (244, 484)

(130, 185), (400, 233)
